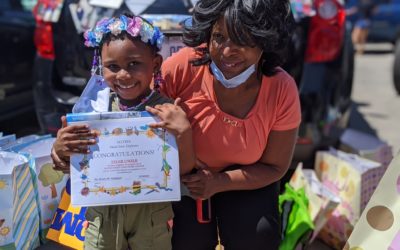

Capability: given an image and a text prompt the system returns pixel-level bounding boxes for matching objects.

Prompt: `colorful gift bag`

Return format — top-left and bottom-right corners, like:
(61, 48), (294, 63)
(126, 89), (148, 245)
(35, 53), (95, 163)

(0, 134), (16, 149)
(314, 148), (386, 249)
(345, 152), (400, 249)
(0, 151), (40, 250)
(47, 178), (87, 250)
(279, 183), (314, 250)
(339, 128), (393, 168)
(1, 134), (46, 151)
(18, 137), (69, 243)
(289, 164), (340, 242)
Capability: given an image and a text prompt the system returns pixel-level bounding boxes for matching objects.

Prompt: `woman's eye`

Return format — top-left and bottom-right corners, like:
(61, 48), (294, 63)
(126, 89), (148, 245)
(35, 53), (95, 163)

(212, 33), (225, 44)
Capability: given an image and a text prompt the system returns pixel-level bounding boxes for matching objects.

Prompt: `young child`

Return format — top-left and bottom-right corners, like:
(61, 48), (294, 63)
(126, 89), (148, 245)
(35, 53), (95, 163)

(51, 14), (195, 250)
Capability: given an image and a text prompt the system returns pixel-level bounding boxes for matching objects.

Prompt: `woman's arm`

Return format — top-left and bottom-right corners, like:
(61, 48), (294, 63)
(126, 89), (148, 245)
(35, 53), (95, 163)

(216, 128), (298, 191)
(182, 128), (298, 199)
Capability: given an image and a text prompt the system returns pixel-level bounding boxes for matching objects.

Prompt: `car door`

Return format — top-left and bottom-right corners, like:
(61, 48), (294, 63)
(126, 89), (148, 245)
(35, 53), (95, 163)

(369, 0), (400, 42)
(0, 0), (36, 119)
(0, 0), (36, 85)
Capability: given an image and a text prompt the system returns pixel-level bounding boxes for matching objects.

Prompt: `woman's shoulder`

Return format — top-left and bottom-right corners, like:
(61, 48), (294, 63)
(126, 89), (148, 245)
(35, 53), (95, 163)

(261, 68), (301, 130)
(161, 46), (207, 99)
(262, 67), (297, 92)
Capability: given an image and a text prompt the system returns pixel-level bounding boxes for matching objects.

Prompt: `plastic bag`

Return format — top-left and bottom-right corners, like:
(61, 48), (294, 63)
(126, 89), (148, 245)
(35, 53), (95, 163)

(72, 74), (110, 113)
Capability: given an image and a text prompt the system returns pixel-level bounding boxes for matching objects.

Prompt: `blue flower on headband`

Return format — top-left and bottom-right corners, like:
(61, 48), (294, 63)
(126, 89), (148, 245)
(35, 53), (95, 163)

(83, 15), (164, 50)
(95, 18), (111, 33)
(152, 27), (164, 49)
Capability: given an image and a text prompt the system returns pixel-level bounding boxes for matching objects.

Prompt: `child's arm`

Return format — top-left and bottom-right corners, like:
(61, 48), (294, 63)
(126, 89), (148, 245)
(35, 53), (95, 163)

(146, 98), (196, 175)
(52, 116), (97, 174)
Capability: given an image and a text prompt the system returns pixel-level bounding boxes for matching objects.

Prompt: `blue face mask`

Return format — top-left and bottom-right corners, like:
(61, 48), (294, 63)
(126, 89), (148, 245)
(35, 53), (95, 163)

(210, 61), (256, 89)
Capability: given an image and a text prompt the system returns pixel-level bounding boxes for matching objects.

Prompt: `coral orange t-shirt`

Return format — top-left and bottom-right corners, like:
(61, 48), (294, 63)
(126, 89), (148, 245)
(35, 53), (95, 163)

(161, 47), (301, 169)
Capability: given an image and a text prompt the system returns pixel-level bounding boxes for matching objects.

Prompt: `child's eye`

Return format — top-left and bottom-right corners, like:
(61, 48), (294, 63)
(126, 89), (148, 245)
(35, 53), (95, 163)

(128, 61), (140, 68)
(105, 64), (120, 73)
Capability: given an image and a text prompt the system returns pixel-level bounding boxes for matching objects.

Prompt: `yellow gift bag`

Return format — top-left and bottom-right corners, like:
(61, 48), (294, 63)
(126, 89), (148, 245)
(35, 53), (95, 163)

(346, 152), (400, 249)
(47, 178), (87, 249)
(314, 149), (386, 249)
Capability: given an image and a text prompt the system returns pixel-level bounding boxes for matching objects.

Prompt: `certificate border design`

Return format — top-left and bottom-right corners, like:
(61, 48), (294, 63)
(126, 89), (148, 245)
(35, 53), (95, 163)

(77, 125), (173, 197)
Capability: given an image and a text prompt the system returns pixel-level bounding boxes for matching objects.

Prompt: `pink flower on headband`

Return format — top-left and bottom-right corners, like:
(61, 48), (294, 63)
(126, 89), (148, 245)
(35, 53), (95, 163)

(127, 17), (142, 37)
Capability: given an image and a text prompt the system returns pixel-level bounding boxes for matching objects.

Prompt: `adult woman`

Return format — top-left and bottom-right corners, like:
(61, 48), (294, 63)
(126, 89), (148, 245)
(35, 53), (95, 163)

(156, 0), (301, 249)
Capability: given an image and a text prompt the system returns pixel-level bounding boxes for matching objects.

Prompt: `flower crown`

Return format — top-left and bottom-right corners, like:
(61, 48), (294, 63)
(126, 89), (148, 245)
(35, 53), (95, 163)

(84, 15), (164, 50)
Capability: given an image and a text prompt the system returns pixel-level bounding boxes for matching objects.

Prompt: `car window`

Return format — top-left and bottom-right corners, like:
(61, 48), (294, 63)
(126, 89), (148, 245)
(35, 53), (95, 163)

(0, 1), (11, 10)
(0, 0), (37, 11)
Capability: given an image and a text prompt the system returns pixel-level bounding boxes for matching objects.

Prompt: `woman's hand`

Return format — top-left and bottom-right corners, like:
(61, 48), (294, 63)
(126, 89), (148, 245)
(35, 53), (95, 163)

(145, 98), (191, 138)
(181, 168), (221, 199)
(52, 116), (97, 173)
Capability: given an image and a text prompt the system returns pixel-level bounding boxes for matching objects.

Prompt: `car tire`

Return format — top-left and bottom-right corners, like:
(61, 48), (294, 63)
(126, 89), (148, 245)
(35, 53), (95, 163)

(393, 38), (400, 95)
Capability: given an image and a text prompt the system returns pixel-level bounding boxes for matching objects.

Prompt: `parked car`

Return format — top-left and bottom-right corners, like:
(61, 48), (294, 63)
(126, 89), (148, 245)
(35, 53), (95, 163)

(346, 0), (400, 94)
(32, 0), (354, 163)
(0, 0), (36, 122)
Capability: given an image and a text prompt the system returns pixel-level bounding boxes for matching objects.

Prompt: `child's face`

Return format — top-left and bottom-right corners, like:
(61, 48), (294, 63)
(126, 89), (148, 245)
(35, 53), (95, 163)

(101, 38), (162, 102)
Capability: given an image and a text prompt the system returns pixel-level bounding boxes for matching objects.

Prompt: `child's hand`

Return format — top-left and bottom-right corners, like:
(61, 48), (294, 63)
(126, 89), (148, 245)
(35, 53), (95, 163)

(146, 98), (191, 138)
(52, 116), (97, 173)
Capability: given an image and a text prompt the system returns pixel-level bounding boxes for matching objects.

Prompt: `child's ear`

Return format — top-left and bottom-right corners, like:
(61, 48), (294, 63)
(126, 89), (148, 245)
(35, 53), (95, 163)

(153, 54), (163, 73)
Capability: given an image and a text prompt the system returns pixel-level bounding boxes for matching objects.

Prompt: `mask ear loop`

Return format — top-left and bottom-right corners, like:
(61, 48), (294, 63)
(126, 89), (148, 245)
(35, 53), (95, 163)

(153, 70), (165, 92)
(91, 49), (99, 75)
(91, 49), (105, 85)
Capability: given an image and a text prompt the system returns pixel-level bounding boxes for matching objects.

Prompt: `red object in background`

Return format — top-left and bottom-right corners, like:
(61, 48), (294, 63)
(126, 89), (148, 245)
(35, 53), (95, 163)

(197, 199), (211, 223)
(33, 0), (55, 60)
(305, 0), (346, 62)
(34, 20), (55, 60)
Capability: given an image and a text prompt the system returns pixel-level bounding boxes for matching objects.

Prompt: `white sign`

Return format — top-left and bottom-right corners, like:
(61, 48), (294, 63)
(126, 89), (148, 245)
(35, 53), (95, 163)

(89, 0), (123, 9)
(67, 111), (180, 206)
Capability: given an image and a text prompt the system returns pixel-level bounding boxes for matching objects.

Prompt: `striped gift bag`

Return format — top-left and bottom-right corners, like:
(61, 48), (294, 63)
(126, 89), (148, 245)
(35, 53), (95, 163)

(0, 151), (40, 249)
(17, 137), (68, 243)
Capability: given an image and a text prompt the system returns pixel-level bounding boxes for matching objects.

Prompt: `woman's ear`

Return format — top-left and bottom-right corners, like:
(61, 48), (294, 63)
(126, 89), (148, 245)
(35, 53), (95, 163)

(153, 53), (163, 73)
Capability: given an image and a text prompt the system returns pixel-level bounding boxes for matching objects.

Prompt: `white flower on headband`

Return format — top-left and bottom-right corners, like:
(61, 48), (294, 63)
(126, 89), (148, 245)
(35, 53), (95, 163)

(108, 19), (123, 36)
(94, 31), (103, 43)
(139, 22), (152, 45)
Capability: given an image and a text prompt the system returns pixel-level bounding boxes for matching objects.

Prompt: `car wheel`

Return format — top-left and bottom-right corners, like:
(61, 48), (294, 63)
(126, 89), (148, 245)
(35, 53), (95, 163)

(393, 38), (400, 95)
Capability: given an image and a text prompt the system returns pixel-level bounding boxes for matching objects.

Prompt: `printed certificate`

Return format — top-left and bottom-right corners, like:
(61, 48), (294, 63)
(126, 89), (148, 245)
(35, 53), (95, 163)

(66, 111), (180, 206)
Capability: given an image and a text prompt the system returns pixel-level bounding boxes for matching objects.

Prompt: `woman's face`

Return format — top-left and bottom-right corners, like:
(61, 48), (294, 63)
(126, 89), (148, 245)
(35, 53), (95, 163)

(101, 38), (161, 102)
(209, 17), (263, 80)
